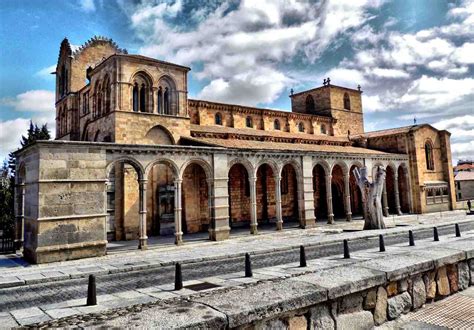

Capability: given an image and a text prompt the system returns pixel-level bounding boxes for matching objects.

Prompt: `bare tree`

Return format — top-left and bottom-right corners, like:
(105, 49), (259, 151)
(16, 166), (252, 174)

(353, 166), (386, 230)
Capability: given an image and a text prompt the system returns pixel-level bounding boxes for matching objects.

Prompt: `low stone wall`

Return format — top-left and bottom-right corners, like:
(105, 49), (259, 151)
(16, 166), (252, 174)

(32, 237), (473, 329)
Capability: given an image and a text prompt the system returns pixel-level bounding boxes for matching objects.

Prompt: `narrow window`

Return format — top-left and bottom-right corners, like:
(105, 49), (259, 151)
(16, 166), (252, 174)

(164, 88), (170, 114)
(105, 83), (111, 113)
(215, 113), (222, 125)
(343, 93), (351, 110)
(157, 87), (162, 114)
(425, 141), (434, 170)
(298, 122), (305, 132)
(305, 94), (315, 113)
(133, 83), (139, 112)
(274, 119), (280, 130)
(140, 83), (146, 112)
(246, 116), (253, 128)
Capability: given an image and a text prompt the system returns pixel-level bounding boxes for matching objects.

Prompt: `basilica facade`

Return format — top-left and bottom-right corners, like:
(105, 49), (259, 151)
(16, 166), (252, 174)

(14, 37), (457, 263)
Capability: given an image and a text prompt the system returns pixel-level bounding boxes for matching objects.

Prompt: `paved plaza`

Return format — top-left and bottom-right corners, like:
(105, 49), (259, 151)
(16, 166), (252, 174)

(0, 211), (472, 327)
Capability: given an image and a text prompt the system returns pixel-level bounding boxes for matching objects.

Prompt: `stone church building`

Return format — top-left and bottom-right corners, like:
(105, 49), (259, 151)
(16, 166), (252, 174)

(14, 37), (457, 263)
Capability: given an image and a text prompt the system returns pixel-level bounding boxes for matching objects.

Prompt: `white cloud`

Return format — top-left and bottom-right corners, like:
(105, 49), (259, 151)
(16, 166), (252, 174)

(0, 113), (56, 162)
(35, 64), (56, 79)
(370, 68), (410, 79)
(79, 0), (95, 12)
(1, 90), (55, 112)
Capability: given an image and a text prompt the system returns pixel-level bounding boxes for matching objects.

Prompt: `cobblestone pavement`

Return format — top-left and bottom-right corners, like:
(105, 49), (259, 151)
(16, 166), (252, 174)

(377, 286), (474, 329)
(3, 232), (472, 328)
(0, 211), (471, 325)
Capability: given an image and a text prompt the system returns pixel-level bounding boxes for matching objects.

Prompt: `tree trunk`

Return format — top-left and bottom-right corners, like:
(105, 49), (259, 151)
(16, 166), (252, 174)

(353, 166), (386, 230)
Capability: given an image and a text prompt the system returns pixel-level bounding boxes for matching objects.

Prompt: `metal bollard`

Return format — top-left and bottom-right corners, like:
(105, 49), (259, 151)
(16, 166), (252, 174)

(343, 239), (350, 259)
(175, 263), (183, 290)
(433, 227), (439, 241)
(455, 223), (461, 237)
(379, 234), (386, 252)
(245, 253), (253, 277)
(300, 245), (307, 267)
(86, 275), (97, 306)
(409, 230), (415, 246)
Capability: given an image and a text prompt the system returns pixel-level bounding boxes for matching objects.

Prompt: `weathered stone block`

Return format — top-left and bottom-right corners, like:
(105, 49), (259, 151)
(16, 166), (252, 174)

(386, 281), (398, 297)
(436, 266), (450, 296)
(423, 271), (436, 300)
(288, 315), (307, 330)
(470, 259), (474, 285)
(335, 311), (373, 330)
(309, 304), (334, 330)
(374, 286), (387, 325)
(411, 276), (426, 310)
(387, 292), (412, 320)
(457, 261), (470, 290)
(339, 292), (363, 314)
(363, 289), (377, 310)
(446, 264), (459, 293)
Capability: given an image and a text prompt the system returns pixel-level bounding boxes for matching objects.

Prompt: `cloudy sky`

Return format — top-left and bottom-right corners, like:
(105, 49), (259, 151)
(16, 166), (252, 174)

(0, 0), (473, 163)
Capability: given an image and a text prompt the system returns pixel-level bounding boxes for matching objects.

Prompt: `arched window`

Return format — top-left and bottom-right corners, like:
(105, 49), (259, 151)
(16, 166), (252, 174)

(298, 122), (305, 132)
(306, 94), (315, 113)
(132, 83), (139, 112)
(140, 83), (146, 112)
(425, 141), (434, 170)
(158, 76), (177, 115)
(274, 119), (280, 130)
(131, 72), (152, 113)
(157, 87), (163, 114)
(246, 116), (253, 128)
(97, 91), (102, 117)
(215, 113), (222, 125)
(164, 87), (170, 114)
(343, 93), (351, 110)
(321, 124), (327, 134)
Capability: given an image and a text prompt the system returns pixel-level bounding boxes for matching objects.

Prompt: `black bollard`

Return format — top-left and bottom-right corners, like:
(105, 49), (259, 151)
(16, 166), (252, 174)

(409, 230), (415, 246)
(86, 275), (97, 306)
(245, 253), (253, 277)
(433, 227), (439, 241)
(300, 245), (307, 267)
(175, 263), (183, 290)
(455, 223), (461, 237)
(379, 234), (386, 252)
(343, 239), (350, 259)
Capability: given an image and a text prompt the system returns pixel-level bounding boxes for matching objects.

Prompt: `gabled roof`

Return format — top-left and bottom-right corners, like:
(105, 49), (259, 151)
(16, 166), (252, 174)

(355, 123), (449, 139)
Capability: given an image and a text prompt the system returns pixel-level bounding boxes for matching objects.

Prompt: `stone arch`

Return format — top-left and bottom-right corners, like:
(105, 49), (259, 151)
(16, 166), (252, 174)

(179, 158), (213, 181)
(157, 75), (178, 115)
(81, 120), (91, 141)
(385, 164), (397, 214)
(349, 163), (364, 217)
(312, 162), (328, 220)
(331, 160), (349, 176)
(106, 157), (145, 181)
(228, 157), (254, 177)
(254, 159), (279, 178)
(144, 158), (179, 180)
(228, 162), (252, 229)
(398, 163), (410, 213)
(280, 162), (301, 225)
(331, 163), (346, 218)
(181, 162), (211, 235)
(256, 162), (276, 224)
(145, 125), (175, 145)
(130, 71), (153, 113)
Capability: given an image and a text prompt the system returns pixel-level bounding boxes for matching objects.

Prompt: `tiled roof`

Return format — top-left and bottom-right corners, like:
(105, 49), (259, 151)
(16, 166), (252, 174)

(182, 136), (391, 155)
(355, 124), (444, 139)
(455, 164), (474, 171)
(190, 125), (349, 143)
(455, 171), (474, 181)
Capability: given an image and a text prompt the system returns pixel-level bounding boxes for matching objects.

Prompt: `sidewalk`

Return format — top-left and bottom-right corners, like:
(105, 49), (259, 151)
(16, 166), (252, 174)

(0, 210), (469, 289)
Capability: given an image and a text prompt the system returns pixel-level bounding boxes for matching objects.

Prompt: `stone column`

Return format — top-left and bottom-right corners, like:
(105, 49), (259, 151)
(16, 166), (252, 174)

(326, 174), (334, 224)
(174, 179), (183, 245)
(382, 181), (389, 217)
(275, 174), (283, 231)
(249, 176), (258, 234)
(344, 174), (352, 221)
(138, 179), (148, 249)
(301, 156), (316, 228)
(394, 173), (402, 215)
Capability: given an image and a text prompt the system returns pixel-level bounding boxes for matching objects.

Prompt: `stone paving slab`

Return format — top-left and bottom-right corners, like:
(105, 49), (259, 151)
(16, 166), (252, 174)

(293, 265), (386, 299)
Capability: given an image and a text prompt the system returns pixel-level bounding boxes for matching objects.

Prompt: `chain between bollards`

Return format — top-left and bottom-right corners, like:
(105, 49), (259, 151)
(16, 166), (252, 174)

(300, 245), (307, 267)
(409, 230), (415, 246)
(245, 253), (253, 277)
(433, 227), (439, 241)
(86, 274), (97, 306)
(175, 263), (183, 291)
(455, 223), (461, 237)
(379, 234), (386, 252)
(343, 239), (350, 259)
